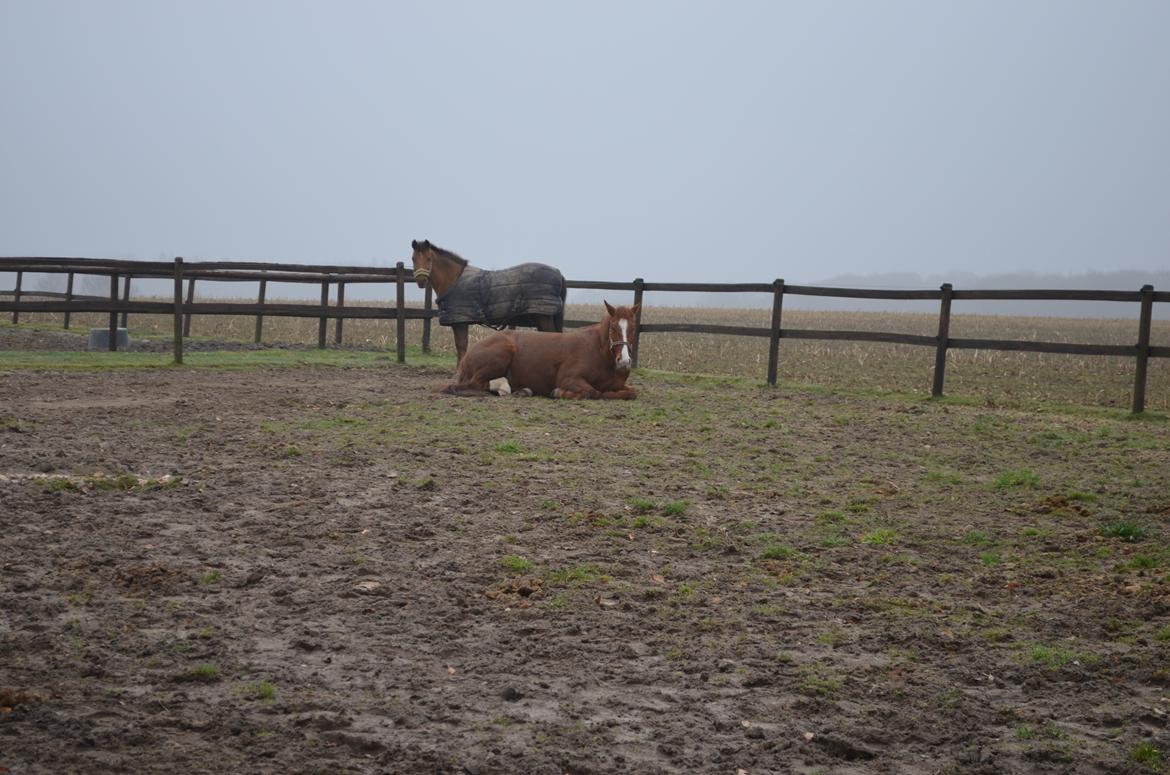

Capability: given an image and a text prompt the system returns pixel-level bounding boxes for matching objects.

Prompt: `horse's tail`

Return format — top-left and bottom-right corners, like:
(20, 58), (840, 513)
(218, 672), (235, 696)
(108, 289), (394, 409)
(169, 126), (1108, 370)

(555, 274), (567, 332)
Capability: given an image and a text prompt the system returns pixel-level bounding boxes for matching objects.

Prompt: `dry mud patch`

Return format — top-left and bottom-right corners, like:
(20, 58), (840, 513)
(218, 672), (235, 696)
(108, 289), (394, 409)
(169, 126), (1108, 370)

(1, 365), (1169, 774)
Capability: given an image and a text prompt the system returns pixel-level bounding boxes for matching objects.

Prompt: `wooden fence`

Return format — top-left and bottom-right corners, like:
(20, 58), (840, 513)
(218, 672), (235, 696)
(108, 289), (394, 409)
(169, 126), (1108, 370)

(2, 256), (1167, 412)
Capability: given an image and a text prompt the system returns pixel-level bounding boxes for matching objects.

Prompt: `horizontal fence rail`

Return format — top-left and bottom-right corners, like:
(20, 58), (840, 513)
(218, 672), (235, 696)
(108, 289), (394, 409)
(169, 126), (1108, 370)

(1, 256), (1166, 412)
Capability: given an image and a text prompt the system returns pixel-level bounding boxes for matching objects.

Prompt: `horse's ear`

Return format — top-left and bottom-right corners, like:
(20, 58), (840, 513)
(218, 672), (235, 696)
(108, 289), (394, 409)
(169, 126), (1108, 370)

(604, 300), (616, 317)
(411, 239), (419, 250)
(631, 304), (641, 317)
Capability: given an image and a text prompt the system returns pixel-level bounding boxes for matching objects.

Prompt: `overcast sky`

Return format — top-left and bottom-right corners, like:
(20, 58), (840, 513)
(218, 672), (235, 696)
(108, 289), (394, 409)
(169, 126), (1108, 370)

(2, 1), (1167, 285)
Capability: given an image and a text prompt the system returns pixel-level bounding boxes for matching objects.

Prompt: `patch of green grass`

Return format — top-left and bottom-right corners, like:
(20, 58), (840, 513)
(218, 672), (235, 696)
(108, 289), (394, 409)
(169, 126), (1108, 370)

(705, 483), (730, 499)
(1027, 644), (1099, 668)
(860, 527), (897, 546)
(40, 477), (80, 492)
(91, 473), (142, 491)
(751, 603), (787, 617)
(1154, 625), (1170, 642)
(844, 498), (872, 515)
(924, 469), (963, 485)
(979, 551), (1002, 566)
(1130, 743), (1164, 769)
(760, 544), (799, 560)
(1116, 555), (1160, 572)
(183, 664), (221, 682)
(798, 670), (844, 698)
(672, 581), (698, 602)
(816, 509), (846, 524)
(1016, 723), (1066, 740)
(493, 440), (521, 454)
(627, 497), (657, 514)
(501, 555), (532, 574)
(961, 530), (994, 546)
(1099, 522), (1148, 542)
(251, 681), (276, 701)
(1067, 491), (1098, 502)
(198, 570), (222, 585)
(631, 515), (669, 533)
(816, 629), (844, 647)
(994, 469), (1040, 489)
(281, 445), (303, 458)
(660, 500), (688, 517)
(0, 416), (30, 433)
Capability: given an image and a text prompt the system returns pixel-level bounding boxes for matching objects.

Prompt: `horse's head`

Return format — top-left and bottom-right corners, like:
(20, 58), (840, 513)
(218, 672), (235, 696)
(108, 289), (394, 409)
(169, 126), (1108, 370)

(603, 301), (640, 372)
(410, 239), (436, 288)
(410, 240), (468, 292)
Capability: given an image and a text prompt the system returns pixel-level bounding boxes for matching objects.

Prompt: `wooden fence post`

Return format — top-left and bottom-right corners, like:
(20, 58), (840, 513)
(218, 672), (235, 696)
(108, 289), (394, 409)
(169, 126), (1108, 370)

(396, 262), (406, 363)
(173, 258), (184, 364)
(317, 280), (329, 349)
(183, 277), (195, 337)
(254, 278), (267, 343)
(631, 278), (645, 368)
(766, 279), (785, 386)
(108, 274), (119, 351)
(11, 270), (21, 324)
(422, 284), (433, 353)
(120, 275), (131, 328)
(1133, 284), (1154, 414)
(931, 283), (954, 398)
(334, 281), (346, 345)
(63, 271), (74, 329)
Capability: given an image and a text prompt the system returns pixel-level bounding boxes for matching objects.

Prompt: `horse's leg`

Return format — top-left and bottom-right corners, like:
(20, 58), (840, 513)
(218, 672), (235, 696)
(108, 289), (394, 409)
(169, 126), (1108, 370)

(453, 324), (469, 370)
(600, 387), (638, 400)
(551, 376), (601, 400)
(439, 335), (515, 397)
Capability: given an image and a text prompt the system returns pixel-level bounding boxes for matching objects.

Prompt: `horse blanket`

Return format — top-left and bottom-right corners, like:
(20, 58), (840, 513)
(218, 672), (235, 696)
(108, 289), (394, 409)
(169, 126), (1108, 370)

(436, 263), (565, 328)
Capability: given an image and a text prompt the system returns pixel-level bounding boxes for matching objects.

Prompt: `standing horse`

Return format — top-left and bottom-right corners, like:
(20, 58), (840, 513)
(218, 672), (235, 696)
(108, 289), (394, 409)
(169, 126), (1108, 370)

(439, 302), (640, 400)
(410, 240), (566, 366)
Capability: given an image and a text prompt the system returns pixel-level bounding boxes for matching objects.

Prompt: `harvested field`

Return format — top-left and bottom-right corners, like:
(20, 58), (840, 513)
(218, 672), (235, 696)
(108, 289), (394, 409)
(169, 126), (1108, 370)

(1, 333), (1169, 773)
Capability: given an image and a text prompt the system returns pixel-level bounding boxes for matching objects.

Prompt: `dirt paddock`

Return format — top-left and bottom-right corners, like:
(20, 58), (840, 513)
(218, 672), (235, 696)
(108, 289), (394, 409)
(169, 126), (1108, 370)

(1, 358), (1168, 773)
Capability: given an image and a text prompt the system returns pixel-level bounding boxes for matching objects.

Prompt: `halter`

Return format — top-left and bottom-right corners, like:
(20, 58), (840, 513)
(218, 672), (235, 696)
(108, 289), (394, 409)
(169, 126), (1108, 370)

(608, 318), (633, 367)
(412, 267), (431, 281)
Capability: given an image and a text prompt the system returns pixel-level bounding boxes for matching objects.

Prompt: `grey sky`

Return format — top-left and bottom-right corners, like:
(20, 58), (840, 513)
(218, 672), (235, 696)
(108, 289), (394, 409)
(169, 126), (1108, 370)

(2, 1), (1168, 285)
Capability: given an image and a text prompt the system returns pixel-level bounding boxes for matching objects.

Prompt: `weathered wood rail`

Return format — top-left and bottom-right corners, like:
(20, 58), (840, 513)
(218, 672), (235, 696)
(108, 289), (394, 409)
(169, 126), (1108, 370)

(2, 257), (1167, 412)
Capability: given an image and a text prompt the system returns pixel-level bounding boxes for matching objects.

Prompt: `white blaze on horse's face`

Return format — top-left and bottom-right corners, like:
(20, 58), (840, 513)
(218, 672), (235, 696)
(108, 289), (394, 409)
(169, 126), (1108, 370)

(617, 319), (632, 370)
(608, 315), (632, 371)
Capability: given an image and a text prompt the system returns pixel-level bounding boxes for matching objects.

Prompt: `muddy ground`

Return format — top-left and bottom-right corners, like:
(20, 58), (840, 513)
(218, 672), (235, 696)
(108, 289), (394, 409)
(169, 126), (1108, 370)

(1, 337), (1169, 773)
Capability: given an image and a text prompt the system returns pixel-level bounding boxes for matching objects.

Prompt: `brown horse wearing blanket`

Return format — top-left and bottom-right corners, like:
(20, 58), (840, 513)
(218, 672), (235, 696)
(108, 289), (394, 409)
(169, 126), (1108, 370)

(410, 240), (566, 366)
(439, 302), (640, 399)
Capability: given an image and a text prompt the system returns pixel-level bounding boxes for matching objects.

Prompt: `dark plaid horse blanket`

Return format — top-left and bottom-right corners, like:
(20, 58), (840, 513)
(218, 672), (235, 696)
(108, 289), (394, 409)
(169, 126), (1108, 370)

(436, 263), (565, 328)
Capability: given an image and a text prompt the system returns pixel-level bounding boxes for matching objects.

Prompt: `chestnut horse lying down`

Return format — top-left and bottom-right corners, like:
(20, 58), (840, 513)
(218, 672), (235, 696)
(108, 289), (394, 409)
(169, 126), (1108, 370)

(439, 302), (640, 399)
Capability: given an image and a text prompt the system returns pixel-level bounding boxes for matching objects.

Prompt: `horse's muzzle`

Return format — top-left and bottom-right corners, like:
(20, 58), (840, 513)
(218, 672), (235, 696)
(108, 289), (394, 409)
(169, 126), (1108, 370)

(412, 267), (430, 288)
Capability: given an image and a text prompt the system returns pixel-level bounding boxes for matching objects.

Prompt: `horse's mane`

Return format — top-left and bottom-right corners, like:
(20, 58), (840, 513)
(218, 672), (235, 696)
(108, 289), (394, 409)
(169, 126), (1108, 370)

(430, 243), (468, 267)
